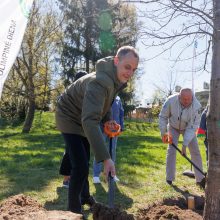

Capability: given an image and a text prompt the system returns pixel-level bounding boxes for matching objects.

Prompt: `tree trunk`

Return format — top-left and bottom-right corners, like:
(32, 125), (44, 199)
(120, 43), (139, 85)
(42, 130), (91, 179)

(203, 0), (220, 219)
(22, 91), (35, 133)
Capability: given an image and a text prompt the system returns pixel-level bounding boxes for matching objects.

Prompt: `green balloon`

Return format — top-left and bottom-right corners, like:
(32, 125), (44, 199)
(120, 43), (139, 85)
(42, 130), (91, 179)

(98, 12), (112, 31)
(99, 31), (116, 52)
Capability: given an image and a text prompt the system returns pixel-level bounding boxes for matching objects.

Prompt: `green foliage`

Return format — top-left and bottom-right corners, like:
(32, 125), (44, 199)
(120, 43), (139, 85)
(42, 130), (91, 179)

(0, 112), (206, 219)
(57, 0), (139, 85)
(1, 0), (63, 132)
(119, 87), (136, 117)
(147, 105), (162, 119)
(123, 104), (136, 117)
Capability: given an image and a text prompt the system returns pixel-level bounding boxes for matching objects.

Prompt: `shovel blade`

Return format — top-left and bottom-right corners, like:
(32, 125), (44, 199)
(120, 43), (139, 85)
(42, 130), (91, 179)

(182, 170), (195, 178)
(108, 175), (115, 208)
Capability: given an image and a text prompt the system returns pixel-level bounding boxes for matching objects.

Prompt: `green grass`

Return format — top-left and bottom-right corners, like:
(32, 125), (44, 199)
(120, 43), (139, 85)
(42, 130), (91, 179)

(0, 112), (207, 219)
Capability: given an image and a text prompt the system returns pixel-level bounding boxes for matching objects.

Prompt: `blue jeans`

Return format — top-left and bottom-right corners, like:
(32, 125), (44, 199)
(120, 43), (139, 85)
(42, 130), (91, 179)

(93, 136), (118, 177)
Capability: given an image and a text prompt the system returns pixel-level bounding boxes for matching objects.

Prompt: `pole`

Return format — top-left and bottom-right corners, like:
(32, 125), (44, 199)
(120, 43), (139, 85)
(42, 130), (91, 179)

(108, 137), (114, 208)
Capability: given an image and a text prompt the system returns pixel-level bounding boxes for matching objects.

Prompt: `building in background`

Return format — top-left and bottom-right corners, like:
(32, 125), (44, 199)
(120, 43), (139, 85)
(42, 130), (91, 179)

(195, 82), (209, 109)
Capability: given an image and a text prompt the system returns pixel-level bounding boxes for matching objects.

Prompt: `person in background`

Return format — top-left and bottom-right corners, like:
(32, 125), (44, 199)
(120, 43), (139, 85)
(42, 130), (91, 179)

(59, 71), (88, 188)
(197, 105), (209, 165)
(159, 88), (206, 189)
(55, 46), (139, 214)
(93, 95), (124, 184)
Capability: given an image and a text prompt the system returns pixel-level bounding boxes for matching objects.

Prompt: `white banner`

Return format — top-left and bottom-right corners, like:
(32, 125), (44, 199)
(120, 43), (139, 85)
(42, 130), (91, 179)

(0, 0), (33, 98)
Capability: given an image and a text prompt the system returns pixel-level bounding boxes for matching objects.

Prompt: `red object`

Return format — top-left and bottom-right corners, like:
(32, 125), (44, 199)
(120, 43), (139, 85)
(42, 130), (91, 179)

(196, 128), (206, 137)
(104, 121), (121, 138)
(162, 133), (173, 144)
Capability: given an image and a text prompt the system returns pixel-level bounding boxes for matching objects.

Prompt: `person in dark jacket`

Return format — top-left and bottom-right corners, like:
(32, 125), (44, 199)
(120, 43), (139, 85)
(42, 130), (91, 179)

(59, 71), (88, 188)
(55, 46), (139, 214)
(93, 95), (124, 183)
(197, 105), (209, 164)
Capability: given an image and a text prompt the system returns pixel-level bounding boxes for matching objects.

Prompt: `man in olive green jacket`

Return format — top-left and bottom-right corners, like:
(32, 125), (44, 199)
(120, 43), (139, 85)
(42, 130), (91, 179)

(56, 46), (139, 214)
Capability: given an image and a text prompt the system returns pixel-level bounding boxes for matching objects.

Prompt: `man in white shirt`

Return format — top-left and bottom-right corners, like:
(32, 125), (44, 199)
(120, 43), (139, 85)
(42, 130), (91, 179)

(159, 88), (205, 189)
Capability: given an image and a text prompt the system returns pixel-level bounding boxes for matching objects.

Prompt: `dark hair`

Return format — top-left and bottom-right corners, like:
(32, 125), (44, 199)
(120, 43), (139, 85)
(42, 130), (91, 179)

(116, 46), (139, 60)
(74, 71), (88, 82)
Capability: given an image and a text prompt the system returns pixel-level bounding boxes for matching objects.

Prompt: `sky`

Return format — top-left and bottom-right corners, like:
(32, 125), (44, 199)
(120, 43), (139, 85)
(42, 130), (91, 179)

(133, 2), (211, 105)
(135, 40), (211, 104)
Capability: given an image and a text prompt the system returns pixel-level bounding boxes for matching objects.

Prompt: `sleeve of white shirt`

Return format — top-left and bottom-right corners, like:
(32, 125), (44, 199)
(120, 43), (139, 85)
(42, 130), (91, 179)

(183, 108), (201, 146)
(159, 99), (170, 136)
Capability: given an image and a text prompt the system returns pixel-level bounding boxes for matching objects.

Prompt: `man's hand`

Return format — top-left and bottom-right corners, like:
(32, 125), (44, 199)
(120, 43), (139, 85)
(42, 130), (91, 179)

(103, 158), (115, 180)
(181, 145), (187, 156)
(162, 133), (172, 144)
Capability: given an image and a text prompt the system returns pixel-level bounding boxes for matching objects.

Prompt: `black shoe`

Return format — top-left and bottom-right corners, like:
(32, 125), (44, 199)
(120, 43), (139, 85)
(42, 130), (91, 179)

(166, 180), (172, 185)
(197, 177), (206, 189)
(81, 196), (96, 207)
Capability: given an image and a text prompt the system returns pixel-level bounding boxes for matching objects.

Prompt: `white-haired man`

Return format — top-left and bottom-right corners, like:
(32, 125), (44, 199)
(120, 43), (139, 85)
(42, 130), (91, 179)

(159, 88), (205, 189)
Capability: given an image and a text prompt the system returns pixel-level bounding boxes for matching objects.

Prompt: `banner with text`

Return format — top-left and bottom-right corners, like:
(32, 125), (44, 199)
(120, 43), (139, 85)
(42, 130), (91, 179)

(0, 0), (33, 98)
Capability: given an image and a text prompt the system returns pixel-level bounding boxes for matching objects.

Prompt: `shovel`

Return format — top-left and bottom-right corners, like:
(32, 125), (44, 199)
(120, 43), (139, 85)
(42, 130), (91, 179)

(108, 137), (114, 208)
(171, 142), (206, 177)
(104, 121), (121, 208)
(182, 164), (195, 178)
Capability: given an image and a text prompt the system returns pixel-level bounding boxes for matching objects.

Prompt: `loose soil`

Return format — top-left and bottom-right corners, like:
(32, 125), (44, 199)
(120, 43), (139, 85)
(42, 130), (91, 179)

(136, 196), (204, 220)
(0, 194), (204, 220)
(0, 194), (82, 220)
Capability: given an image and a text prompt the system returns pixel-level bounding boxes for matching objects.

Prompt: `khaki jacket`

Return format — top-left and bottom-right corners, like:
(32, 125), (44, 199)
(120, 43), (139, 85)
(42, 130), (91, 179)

(159, 93), (201, 146)
(56, 57), (125, 162)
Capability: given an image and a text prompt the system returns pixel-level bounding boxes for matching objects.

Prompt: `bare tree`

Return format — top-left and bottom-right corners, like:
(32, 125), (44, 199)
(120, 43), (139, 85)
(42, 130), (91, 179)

(204, 1), (220, 219)
(123, 0), (220, 219)
(124, 0), (212, 71)
(153, 70), (182, 97)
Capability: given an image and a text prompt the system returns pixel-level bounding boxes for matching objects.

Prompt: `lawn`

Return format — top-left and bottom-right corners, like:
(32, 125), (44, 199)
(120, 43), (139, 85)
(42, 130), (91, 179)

(0, 112), (206, 219)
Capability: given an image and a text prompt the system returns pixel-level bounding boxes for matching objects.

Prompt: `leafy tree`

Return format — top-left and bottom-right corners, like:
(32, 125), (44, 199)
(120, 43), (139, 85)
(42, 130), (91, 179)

(57, 0), (106, 85)
(0, 68), (27, 122)
(1, 0), (63, 132)
(57, 0), (139, 82)
(57, 0), (139, 108)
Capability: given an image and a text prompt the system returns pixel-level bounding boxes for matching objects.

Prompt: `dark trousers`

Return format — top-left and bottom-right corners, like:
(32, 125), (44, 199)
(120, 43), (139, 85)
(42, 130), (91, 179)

(59, 151), (71, 176)
(62, 133), (90, 213)
(204, 137), (208, 165)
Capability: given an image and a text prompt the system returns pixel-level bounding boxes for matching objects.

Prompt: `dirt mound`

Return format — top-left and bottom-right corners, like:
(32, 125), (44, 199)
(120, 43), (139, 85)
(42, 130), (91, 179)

(0, 194), (82, 220)
(137, 196), (204, 220)
(0, 194), (205, 220)
(92, 203), (134, 220)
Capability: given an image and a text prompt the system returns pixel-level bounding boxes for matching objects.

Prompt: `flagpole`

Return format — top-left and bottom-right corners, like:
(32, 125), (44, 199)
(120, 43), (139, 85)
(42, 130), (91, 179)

(191, 40), (197, 93)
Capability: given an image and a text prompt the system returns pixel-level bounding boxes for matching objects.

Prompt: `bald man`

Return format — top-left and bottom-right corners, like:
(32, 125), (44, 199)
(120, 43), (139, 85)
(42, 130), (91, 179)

(159, 88), (205, 189)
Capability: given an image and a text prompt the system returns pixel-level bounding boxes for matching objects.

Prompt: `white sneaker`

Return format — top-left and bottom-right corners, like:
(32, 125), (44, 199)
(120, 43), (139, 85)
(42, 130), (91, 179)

(114, 176), (120, 182)
(93, 177), (101, 184)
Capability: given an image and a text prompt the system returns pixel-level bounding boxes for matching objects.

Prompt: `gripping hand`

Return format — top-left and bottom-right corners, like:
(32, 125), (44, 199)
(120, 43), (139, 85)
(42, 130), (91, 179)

(162, 133), (172, 144)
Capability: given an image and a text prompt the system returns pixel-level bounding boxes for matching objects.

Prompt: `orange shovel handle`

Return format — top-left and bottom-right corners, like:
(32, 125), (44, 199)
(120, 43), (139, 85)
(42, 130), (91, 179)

(104, 121), (121, 138)
(162, 133), (173, 144)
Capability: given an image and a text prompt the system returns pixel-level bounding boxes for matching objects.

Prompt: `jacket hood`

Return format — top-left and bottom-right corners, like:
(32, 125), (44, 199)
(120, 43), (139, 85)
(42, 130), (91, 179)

(96, 56), (122, 88)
